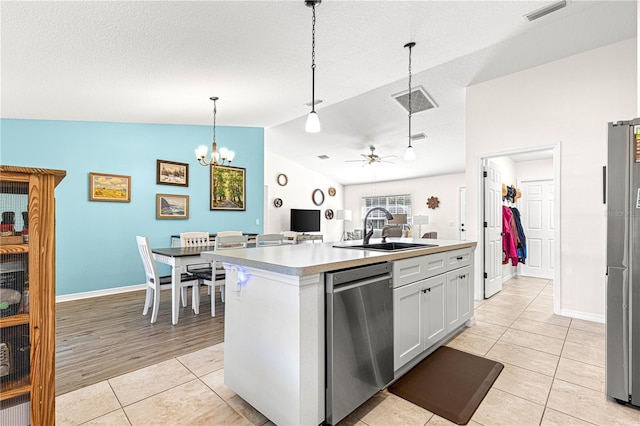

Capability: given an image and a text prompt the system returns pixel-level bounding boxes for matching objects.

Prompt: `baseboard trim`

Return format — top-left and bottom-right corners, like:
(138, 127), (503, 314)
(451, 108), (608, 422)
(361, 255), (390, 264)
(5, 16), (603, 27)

(558, 308), (605, 324)
(56, 284), (146, 303)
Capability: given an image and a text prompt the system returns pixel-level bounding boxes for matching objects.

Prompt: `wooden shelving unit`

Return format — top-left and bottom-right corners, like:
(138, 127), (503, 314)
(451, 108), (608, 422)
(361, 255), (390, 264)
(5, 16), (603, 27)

(0, 165), (65, 425)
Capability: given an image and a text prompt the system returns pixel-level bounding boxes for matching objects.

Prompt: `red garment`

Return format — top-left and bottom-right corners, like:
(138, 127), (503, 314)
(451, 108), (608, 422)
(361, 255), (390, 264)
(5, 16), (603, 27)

(502, 206), (518, 266)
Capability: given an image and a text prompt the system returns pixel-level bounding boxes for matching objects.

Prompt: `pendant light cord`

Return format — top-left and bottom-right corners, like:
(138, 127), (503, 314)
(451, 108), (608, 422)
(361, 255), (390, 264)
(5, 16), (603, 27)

(311, 3), (316, 113)
(212, 98), (217, 144)
(408, 43), (413, 149)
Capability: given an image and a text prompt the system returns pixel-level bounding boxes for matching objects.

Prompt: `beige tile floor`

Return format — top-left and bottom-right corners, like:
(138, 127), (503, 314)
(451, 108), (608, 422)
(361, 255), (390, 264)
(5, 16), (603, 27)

(56, 277), (640, 426)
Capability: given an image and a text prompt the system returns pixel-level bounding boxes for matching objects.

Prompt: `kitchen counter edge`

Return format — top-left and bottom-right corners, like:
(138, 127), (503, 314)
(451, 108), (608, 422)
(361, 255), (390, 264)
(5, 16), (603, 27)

(200, 239), (477, 276)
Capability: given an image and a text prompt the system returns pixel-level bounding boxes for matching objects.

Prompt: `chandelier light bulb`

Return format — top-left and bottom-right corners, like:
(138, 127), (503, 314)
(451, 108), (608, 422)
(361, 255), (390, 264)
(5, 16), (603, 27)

(195, 145), (208, 159)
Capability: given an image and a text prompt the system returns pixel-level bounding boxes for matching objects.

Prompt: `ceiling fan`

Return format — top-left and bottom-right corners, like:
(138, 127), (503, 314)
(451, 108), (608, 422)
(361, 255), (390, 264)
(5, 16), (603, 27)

(345, 146), (396, 166)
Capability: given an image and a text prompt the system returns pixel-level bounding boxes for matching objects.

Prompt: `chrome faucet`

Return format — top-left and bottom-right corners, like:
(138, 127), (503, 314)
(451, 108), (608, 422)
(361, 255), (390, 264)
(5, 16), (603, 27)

(362, 207), (394, 245)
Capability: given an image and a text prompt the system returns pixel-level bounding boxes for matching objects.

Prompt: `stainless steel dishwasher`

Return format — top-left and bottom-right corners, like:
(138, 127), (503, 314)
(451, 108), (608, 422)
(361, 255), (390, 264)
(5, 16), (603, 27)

(325, 262), (394, 425)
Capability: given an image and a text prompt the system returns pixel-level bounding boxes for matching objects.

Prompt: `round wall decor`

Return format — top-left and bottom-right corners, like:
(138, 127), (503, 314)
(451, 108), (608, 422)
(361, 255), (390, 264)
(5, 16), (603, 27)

(276, 173), (288, 186)
(328, 187), (336, 197)
(273, 198), (283, 208)
(312, 188), (325, 206)
(427, 196), (440, 209)
(325, 209), (334, 220)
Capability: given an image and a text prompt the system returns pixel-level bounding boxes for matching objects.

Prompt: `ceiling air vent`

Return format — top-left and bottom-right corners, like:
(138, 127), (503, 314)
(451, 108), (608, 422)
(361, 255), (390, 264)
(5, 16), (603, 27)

(317, 154), (330, 160)
(524, 0), (566, 22)
(392, 86), (437, 114)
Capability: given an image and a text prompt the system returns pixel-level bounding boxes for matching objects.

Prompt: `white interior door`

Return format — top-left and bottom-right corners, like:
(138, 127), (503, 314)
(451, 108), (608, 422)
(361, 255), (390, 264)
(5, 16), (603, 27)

(483, 160), (503, 298)
(519, 178), (554, 279)
(458, 186), (466, 241)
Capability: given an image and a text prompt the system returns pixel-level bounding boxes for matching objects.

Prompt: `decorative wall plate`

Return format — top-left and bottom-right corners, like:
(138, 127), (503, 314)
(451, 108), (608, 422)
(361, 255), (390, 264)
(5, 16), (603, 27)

(273, 198), (283, 208)
(427, 196), (440, 209)
(325, 209), (334, 220)
(328, 187), (336, 197)
(312, 188), (325, 206)
(277, 173), (288, 186)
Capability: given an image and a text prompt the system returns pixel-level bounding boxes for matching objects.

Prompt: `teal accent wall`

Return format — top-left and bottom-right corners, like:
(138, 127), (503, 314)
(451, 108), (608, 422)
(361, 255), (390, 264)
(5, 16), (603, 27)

(0, 119), (264, 296)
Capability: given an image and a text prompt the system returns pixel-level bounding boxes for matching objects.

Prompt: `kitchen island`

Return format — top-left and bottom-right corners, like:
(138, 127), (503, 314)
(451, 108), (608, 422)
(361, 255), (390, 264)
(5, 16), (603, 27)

(201, 238), (476, 426)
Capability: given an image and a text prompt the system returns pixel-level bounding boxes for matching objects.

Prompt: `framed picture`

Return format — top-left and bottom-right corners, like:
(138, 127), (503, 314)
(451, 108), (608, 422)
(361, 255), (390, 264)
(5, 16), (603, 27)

(89, 172), (131, 202)
(156, 159), (189, 187)
(210, 165), (245, 211)
(156, 193), (189, 219)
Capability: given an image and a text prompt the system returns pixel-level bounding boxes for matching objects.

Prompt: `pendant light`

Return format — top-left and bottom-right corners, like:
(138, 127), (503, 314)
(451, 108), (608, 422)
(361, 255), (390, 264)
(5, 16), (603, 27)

(404, 42), (416, 161)
(195, 97), (235, 167)
(305, 0), (321, 133)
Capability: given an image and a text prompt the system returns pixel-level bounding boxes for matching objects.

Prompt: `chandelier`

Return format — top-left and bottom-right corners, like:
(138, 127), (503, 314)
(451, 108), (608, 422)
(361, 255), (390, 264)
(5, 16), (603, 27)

(195, 96), (235, 167)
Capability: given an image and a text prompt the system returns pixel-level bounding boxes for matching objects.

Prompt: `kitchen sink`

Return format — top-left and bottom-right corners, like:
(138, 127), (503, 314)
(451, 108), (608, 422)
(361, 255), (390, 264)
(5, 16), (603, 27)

(333, 242), (438, 252)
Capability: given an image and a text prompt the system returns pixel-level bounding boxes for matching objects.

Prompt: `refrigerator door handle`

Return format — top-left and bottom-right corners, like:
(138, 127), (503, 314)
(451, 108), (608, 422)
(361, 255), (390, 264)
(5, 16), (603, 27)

(603, 166), (607, 204)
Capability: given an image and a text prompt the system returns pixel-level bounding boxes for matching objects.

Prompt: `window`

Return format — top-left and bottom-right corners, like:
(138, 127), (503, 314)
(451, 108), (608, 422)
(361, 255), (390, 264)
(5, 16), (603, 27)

(361, 195), (412, 230)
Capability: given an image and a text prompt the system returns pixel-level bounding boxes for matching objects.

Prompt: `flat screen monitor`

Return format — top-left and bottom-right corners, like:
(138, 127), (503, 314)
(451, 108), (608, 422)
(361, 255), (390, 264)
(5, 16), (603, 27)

(290, 209), (320, 233)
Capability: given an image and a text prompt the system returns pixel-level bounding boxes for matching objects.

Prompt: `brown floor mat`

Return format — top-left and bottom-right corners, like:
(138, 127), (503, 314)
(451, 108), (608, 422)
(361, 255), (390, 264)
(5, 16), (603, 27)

(388, 346), (503, 424)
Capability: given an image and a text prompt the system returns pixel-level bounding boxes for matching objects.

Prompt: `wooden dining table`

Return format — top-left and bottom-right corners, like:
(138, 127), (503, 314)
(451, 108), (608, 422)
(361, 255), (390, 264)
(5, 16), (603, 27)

(151, 245), (216, 325)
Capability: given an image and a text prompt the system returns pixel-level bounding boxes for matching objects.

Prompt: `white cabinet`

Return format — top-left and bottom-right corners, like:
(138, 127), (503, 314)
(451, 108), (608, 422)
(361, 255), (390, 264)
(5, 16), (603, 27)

(424, 275), (447, 347)
(445, 265), (472, 332)
(393, 274), (447, 371)
(393, 248), (474, 372)
(394, 280), (425, 368)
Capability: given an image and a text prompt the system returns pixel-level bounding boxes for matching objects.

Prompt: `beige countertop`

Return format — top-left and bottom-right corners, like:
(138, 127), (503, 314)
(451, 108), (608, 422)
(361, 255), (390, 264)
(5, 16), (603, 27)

(200, 238), (477, 276)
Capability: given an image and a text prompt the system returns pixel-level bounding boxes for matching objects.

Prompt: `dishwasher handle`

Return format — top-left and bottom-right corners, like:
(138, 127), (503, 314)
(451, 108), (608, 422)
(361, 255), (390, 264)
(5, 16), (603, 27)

(329, 274), (392, 294)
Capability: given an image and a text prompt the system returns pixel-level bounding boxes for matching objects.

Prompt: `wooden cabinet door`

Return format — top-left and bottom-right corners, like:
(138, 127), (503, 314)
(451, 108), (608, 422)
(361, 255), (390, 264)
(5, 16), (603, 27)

(393, 281), (424, 371)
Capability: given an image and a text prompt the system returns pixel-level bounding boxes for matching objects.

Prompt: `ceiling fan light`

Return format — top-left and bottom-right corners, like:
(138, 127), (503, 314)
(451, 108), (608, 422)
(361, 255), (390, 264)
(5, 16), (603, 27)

(404, 145), (416, 161)
(306, 111), (321, 133)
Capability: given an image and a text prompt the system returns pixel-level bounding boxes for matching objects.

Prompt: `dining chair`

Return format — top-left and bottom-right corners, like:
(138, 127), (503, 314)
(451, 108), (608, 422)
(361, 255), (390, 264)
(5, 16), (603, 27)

(136, 235), (201, 324)
(255, 233), (284, 246)
(210, 235), (249, 304)
(180, 232), (213, 314)
(216, 230), (242, 237)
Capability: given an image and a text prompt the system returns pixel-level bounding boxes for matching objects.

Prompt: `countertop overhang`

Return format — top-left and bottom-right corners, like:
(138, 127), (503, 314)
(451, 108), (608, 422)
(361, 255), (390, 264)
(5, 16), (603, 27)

(200, 238), (477, 276)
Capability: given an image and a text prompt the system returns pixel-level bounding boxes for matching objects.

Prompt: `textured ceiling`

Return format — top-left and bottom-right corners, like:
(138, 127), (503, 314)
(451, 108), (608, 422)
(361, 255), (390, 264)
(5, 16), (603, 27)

(1, 1), (636, 184)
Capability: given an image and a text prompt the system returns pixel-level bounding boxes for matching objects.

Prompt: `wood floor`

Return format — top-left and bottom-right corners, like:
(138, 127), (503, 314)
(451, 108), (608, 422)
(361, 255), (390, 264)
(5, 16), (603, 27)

(55, 286), (225, 396)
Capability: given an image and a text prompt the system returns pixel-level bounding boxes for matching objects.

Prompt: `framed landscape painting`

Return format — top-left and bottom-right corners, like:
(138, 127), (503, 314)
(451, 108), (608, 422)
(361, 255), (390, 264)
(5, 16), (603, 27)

(156, 194), (189, 219)
(89, 172), (131, 202)
(210, 165), (245, 211)
(156, 159), (189, 187)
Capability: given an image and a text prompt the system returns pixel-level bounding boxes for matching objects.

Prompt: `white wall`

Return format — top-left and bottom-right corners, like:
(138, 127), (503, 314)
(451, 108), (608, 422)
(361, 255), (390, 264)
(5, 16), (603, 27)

(466, 38), (636, 321)
(263, 150), (344, 242)
(343, 173), (466, 240)
(516, 159), (553, 179)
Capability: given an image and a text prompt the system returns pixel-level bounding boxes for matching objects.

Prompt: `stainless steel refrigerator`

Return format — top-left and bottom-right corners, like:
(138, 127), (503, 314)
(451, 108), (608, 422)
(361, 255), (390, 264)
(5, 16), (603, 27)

(606, 119), (640, 407)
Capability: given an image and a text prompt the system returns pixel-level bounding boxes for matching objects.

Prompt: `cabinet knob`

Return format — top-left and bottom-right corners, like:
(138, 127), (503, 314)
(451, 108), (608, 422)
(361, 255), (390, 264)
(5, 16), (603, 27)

(422, 289), (427, 293)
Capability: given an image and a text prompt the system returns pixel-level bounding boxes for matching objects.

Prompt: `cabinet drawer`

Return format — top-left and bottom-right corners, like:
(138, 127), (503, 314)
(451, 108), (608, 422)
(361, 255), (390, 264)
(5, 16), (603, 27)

(424, 253), (446, 279)
(393, 253), (446, 288)
(393, 257), (427, 288)
(446, 248), (472, 271)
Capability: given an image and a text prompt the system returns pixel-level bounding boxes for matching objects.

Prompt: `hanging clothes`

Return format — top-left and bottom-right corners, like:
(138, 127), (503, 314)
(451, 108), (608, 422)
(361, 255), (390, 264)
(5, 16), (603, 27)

(502, 205), (518, 266)
(510, 207), (527, 264)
